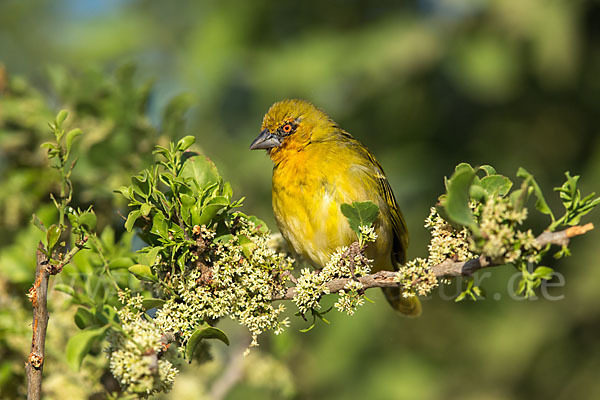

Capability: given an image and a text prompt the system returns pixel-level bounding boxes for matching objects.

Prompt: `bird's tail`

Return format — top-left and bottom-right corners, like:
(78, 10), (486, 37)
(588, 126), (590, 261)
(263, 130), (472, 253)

(382, 287), (422, 317)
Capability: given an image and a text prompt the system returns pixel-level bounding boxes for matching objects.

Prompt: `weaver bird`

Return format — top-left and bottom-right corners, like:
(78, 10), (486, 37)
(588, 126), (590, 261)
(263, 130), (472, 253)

(250, 99), (420, 316)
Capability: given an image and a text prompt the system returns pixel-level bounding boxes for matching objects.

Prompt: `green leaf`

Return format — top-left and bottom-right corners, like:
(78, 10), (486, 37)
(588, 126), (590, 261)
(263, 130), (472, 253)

(124, 210), (141, 232)
(186, 326), (230, 360)
(340, 201), (380, 233)
(517, 167), (554, 219)
(177, 135), (196, 151)
(478, 165), (497, 176)
(65, 128), (82, 153)
(299, 323), (316, 333)
(131, 172), (151, 198)
(193, 196), (229, 226)
(54, 283), (76, 297)
(66, 325), (108, 371)
(74, 307), (95, 330)
(137, 246), (162, 266)
(151, 212), (169, 238)
(140, 203), (152, 217)
(222, 181), (233, 200)
(444, 165), (477, 231)
(40, 141), (57, 151)
(180, 154), (220, 191)
(533, 266), (554, 280)
(115, 186), (134, 200)
(128, 264), (158, 282)
(142, 298), (166, 310)
(78, 211), (97, 230)
(479, 175), (512, 196)
(238, 235), (256, 259)
(180, 193), (196, 222)
(107, 257), (134, 270)
(32, 214), (47, 232)
(214, 234), (234, 243)
(248, 215), (269, 234)
(56, 110), (69, 126)
(46, 224), (62, 251)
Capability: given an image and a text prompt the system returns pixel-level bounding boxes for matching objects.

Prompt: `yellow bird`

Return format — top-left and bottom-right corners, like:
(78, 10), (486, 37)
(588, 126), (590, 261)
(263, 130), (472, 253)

(250, 99), (421, 316)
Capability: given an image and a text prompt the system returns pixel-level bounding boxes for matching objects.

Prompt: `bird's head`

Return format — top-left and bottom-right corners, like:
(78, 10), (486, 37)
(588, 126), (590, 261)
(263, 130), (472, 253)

(250, 99), (338, 162)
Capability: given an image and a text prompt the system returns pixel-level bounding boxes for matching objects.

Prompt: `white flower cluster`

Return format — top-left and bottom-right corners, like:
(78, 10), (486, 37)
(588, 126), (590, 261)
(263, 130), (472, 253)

(107, 293), (178, 396)
(395, 257), (439, 297)
(154, 219), (293, 349)
(358, 224), (378, 244)
(425, 207), (474, 264)
(334, 280), (365, 315)
(476, 197), (539, 263)
(293, 227), (375, 316)
(293, 268), (330, 314)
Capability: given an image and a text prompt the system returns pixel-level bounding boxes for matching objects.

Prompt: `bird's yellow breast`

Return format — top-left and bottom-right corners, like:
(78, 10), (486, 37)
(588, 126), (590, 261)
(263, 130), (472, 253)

(271, 141), (393, 269)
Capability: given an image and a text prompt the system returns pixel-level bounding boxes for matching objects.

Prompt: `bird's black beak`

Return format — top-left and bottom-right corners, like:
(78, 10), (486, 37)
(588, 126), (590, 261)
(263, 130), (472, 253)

(249, 129), (282, 150)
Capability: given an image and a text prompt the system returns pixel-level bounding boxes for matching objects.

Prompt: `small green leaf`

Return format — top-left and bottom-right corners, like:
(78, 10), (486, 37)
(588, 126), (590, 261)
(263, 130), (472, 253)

(125, 210), (142, 232)
(46, 224), (62, 251)
(107, 257), (134, 270)
(177, 135), (196, 151)
(40, 142), (57, 151)
(74, 307), (95, 330)
(533, 266), (554, 280)
(193, 196), (229, 226)
(517, 168), (554, 219)
(444, 165), (477, 231)
(186, 326), (230, 360)
(238, 235), (256, 259)
(56, 110), (69, 126)
(65, 128), (82, 152)
(222, 181), (233, 200)
(137, 246), (162, 266)
(131, 172), (151, 198)
(248, 215), (269, 234)
(478, 165), (497, 176)
(299, 323), (316, 333)
(151, 212), (169, 238)
(32, 214), (47, 232)
(66, 325), (108, 371)
(128, 264), (158, 282)
(340, 201), (380, 233)
(78, 211), (97, 230)
(140, 203), (152, 217)
(54, 284), (76, 297)
(214, 234), (234, 243)
(142, 298), (166, 310)
(479, 175), (513, 196)
(115, 186), (133, 200)
(455, 291), (467, 302)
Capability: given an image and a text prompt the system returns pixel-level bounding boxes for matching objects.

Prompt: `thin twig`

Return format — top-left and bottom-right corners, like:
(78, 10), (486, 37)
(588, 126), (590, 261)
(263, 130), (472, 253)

(209, 335), (251, 400)
(273, 223), (594, 301)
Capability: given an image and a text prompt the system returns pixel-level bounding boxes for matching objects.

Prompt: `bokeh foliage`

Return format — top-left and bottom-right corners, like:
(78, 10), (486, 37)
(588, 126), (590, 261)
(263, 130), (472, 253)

(1, 0), (600, 399)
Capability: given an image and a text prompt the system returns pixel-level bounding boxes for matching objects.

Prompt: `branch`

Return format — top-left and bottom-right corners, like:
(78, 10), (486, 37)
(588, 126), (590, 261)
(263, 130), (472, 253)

(274, 223), (594, 301)
(26, 238), (88, 400)
(25, 242), (50, 400)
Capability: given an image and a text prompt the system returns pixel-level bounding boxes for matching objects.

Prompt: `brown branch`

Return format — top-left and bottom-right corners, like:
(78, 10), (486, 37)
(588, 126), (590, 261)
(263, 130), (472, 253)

(26, 238), (88, 400)
(274, 223), (594, 301)
(25, 242), (50, 400)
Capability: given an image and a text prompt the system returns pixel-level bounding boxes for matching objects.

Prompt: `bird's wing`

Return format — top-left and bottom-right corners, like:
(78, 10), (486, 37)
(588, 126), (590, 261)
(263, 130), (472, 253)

(358, 144), (409, 267)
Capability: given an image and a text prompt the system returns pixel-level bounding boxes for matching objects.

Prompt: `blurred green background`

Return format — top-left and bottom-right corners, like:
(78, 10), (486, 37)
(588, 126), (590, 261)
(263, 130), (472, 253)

(1, 0), (600, 399)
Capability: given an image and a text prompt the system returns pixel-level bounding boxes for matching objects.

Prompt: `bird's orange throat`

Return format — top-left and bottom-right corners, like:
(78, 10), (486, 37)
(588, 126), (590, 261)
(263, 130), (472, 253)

(268, 130), (312, 166)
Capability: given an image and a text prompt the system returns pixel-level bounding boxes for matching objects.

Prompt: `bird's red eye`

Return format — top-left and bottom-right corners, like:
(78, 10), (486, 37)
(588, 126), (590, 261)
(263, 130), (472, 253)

(282, 123), (293, 133)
